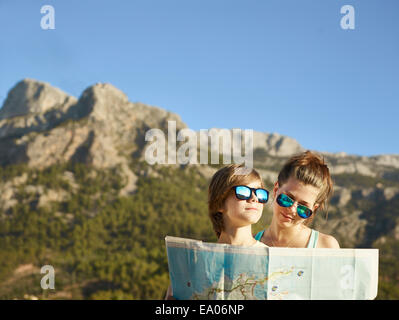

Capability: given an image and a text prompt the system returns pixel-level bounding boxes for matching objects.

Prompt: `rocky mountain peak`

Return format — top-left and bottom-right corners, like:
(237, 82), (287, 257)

(0, 79), (76, 120)
(76, 83), (130, 122)
(252, 131), (304, 156)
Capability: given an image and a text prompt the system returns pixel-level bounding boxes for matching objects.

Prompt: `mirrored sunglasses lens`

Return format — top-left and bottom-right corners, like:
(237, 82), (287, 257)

(277, 194), (293, 207)
(297, 205), (312, 219)
(255, 189), (269, 203)
(235, 186), (251, 200)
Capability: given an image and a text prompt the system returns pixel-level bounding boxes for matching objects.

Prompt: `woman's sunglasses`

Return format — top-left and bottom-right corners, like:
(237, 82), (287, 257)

(276, 193), (313, 219)
(233, 185), (269, 204)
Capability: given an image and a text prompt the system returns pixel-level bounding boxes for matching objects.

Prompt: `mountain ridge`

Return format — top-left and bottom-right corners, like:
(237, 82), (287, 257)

(1, 79), (398, 170)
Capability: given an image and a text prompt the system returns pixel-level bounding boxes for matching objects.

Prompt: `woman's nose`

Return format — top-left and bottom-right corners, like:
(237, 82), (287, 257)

(289, 201), (298, 215)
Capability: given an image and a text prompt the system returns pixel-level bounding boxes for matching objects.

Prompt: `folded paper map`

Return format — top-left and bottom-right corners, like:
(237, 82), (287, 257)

(165, 236), (379, 300)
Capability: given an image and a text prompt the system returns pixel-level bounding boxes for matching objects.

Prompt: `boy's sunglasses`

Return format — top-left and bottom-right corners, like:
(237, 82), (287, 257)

(233, 185), (269, 204)
(276, 193), (313, 219)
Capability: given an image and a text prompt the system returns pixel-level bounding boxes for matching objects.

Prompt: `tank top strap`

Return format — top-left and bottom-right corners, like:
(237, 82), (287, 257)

(255, 229), (319, 247)
(307, 229), (319, 248)
(254, 230), (265, 241)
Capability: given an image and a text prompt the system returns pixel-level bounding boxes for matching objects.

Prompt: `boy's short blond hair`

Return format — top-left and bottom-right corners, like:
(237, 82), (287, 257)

(208, 164), (264, 238)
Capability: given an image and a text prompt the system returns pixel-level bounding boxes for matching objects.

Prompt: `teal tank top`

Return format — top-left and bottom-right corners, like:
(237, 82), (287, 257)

(254, 229), (319, 248)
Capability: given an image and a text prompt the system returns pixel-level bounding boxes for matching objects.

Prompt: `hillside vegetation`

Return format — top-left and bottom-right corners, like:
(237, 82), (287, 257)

(0, 162), (215, 299)
(0, 161), (398, 299)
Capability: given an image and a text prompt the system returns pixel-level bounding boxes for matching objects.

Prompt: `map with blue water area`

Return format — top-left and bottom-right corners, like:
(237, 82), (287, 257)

(165, 236), (378, 300)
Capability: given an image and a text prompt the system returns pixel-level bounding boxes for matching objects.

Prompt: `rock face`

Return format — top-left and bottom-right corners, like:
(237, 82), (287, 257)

(0, 79), (76, 120)
(371, 154), (399, 169)
(0, 80), (77, 140)
(0, 79), (186, 195)
(0, 80), (185, 169)
(252, 131), (304, 156)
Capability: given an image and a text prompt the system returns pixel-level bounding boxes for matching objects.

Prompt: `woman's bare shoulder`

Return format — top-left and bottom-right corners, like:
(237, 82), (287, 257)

(317, 232), (340, 249)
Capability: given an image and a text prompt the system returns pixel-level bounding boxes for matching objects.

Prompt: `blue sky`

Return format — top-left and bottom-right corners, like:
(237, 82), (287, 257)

(0, 0), (398, 156)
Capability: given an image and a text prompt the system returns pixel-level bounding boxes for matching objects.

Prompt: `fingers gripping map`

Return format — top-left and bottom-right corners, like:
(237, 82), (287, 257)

(165, 236), (378, 300)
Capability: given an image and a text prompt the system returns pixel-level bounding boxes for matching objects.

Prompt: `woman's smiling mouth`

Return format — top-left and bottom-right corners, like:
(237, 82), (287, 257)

(281, 212), (294, 220)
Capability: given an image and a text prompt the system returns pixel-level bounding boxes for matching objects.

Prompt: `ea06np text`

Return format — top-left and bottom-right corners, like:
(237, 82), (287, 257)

(199, 304), (244, 315)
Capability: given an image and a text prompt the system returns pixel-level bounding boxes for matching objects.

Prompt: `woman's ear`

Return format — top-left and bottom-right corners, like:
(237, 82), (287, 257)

(273, 181), (279, 199)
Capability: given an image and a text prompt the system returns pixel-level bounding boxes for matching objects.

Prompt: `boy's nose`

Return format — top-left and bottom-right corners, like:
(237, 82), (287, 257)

(249, 190), (258, 202)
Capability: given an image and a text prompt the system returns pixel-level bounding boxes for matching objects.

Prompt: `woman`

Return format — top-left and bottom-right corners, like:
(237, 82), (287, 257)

(255, 150), (340, 248)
